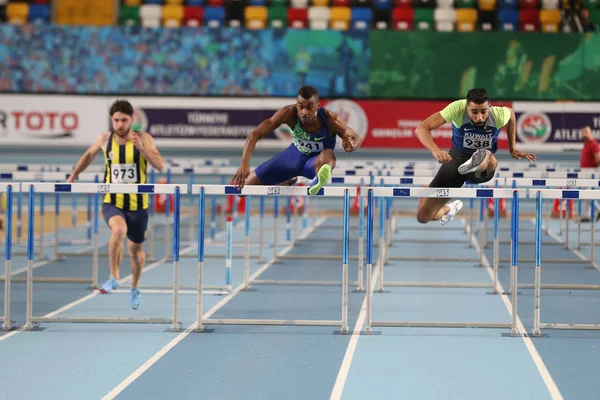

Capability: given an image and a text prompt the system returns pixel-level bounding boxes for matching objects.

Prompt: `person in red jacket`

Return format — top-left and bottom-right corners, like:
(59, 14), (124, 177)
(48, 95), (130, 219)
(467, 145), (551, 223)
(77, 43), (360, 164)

(580, 125), (600, 222)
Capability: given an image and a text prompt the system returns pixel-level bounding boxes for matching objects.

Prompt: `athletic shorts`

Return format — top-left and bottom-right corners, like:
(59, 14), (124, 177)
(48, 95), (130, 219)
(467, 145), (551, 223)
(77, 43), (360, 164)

(429, 147), (495, 188)
(254, 144), (322, 185)
(102, 203), (149, 244)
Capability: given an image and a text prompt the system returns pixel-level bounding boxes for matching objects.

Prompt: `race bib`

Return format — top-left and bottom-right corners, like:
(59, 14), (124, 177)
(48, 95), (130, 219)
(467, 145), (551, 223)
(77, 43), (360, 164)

(111, 163), (137, 183)
(463, 132), (492, 150)
(295, 138), (324, 153)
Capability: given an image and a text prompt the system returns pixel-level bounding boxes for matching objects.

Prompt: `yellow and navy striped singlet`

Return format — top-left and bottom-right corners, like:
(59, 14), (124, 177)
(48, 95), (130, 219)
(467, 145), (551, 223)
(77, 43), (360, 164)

(103, 131), (148, 211)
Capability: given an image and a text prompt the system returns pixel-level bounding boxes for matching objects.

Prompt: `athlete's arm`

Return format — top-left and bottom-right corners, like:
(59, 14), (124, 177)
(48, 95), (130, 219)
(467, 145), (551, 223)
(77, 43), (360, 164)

(328, 111), (362, 152)
(415, 112), (452, 163)
(134, 132), (165, 171)
(67, 133), (108, 183)
(232, 105), (296, 188)
(504, 107), (536, 162)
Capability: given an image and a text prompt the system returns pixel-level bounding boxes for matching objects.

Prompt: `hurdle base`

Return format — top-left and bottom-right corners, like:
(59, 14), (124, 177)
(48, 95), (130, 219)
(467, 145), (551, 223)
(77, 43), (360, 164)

(30, 317), (177, 325)
(2, 320), (18, 331)
(519, 283), (600, 290)
(539, 322), (600, 331)
(383, 282), (494, 289)
(499, 259), (587, 264)
(251, 279), (360, 286)
(368, 321), (513, 329)
(3, 277), (95, 284)
(196, 318), (345, 329)
(388, 256), (479, 262)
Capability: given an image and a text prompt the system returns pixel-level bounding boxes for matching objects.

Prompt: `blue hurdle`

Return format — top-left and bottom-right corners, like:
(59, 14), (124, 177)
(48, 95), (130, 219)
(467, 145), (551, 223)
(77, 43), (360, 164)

(20, 182), (185, 331)
(192, 184), (351, 334)
(362, 186), (523, 335)
(1, 183), (18, 331)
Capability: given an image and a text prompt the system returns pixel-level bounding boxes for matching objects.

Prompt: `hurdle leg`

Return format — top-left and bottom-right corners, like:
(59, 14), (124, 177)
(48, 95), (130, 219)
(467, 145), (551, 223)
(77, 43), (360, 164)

(492, 196), (499, 294)
(24, 186), (36, 331)
(533, 192), (543, 337)
(356, 191), (365, 292)
(273, 197), (279, 262)
(54, 193), (60, 260)
(365, 189), (374, 335)
(3, 186), (15, 331)
(258, 197), (265, 263)
(39, 192), (45, 259)
(510, 192), (520, 337)
(468, 197), (474, 247)
(590, 201), (595, 269)
(341, 190), (350, 335)
(225, 217), (233, 292)
(577, 200), (582, 250)
(171, 187), (181, 332)
(377, 197), (385, 292)
(243, 196), (251, 291)
(91, 192), (99, 289)
(564, 199), (570, 249)
(478, 199), (485, 267)
(196, 188), (206, 333)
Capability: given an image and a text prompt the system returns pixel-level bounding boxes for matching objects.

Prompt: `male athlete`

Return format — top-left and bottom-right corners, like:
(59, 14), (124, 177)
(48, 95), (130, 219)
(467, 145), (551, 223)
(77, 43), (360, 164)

(415, 88), (536, 225)
(232, 86), (362, 192)
(67, 100), (164, 309)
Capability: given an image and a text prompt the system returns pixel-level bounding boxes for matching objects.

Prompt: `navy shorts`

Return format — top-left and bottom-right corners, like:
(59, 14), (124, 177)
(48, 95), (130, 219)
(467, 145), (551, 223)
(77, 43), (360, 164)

(102, 203), (149, 244)
(255, 145), (320, 185)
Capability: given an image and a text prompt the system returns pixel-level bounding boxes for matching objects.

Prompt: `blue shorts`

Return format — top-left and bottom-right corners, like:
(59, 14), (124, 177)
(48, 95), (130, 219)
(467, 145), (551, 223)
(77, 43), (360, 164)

(102, 203), (149, 244)
(254, 145), (320, 185)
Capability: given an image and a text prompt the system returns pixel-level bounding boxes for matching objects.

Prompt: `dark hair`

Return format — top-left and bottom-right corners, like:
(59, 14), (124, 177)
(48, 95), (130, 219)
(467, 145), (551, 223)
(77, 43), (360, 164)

(110, 100), (134, 117)
(298, 86), (318, 100)
(466, 88), (490, 105)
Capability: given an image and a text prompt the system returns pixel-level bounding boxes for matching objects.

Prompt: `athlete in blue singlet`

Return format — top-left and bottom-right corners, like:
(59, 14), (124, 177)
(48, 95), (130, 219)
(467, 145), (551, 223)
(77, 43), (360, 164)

(232, 86), (362, 193)
(414, 88), (536, 225)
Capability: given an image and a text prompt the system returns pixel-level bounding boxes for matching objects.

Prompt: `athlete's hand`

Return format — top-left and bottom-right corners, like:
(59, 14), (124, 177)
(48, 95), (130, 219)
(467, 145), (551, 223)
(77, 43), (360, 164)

(232, 165), (250, 190)
(132, 132), (144, 151)
(510, 149), (536, 162)
(432, 149), (452, 163)
(342, 137), (357, 152)
(66, 174), (77, 183)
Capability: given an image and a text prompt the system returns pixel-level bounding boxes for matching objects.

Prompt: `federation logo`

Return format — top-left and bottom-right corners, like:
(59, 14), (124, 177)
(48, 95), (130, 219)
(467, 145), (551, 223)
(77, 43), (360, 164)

(516, 112), (552, 143)
(132, 108), (148, 132)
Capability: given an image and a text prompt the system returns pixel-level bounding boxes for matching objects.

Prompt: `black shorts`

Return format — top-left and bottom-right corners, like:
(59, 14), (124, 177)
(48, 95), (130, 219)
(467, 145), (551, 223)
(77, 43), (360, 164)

(102, 203), (149, 244)
(429, 148), (495, 188)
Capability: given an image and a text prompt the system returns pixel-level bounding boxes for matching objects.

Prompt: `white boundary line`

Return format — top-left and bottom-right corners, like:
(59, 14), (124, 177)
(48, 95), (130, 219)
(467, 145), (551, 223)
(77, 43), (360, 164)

(468, 220), (564, 400)
(329, 261), (381, 400)
(100, 216), (328, 400)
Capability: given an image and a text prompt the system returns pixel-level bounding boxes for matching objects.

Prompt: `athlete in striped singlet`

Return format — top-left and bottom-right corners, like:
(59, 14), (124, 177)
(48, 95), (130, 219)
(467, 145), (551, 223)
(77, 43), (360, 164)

(67, 100), (165, 309)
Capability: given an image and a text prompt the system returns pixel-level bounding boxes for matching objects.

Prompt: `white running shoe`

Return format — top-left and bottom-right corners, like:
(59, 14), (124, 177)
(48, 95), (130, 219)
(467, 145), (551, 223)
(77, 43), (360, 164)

(441, 200), (463, 225)
(458, 149), (489, 175)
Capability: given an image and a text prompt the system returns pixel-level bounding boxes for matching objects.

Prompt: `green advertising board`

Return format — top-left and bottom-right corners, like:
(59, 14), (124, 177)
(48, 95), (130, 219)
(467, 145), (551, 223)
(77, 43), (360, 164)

(370, 31), (600, 101)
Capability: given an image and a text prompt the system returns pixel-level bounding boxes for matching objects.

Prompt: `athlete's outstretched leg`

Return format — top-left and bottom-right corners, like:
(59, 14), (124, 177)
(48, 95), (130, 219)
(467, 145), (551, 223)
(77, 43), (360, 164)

(308, 149), (336, 195)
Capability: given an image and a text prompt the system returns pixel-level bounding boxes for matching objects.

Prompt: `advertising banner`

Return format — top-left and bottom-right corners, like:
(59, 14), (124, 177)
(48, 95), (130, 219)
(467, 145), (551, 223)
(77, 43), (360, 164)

(0, 94), (106, 147)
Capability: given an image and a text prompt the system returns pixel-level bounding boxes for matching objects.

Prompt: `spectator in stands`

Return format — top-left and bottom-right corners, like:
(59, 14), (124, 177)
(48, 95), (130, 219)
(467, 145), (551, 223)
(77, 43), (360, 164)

(580, 125), (600, 222)
(581, 9), (598, 32)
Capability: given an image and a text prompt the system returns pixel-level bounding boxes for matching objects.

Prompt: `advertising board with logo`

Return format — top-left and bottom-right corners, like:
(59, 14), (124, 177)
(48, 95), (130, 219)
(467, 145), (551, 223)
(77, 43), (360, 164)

(0, 94), (106, 146)
(513, 102), (600, 147)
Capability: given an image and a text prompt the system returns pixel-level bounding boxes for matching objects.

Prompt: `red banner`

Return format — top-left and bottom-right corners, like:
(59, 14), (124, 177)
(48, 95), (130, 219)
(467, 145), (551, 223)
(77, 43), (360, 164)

(322, 99), (514, 150)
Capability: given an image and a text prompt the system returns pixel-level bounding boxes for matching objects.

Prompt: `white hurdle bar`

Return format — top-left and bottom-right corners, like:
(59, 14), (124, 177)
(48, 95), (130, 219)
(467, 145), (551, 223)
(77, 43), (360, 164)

(193, 184), (351, 334)
(21, 183), (186, 331)
(362, 187), (523, 335)
(1, 183), (18, 331)
(531, 189), (600, 335)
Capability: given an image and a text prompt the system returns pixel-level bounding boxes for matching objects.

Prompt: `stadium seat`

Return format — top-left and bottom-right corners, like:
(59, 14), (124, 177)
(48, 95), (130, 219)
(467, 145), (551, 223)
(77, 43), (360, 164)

(351, 7), (372, 29)
(208, 0), (225, 6)
(414, 7), (434, 29)
(204, 6), (225, 26)
(268, 5), (287, 27)
(434, 8), (456, 31)
(140, 4), (162, 27)
(245, 5), (267, 28)
(540, 9), (560, 31)
(291, 0), (309, 7)
(414, 0), (436, 7)
(163, 4), (184, 27)
(308, 6), (330, 29)
(392, 6), (414, 29)
(271, 0), (289, 6)
(519, 8), (539, 31)
(477, 0), (496, 11)
(333, 0), (351, 5)
(120, 6), (141, 26)
(478, 10), (498, 30)
(395, 0), (413, 7)
(32, 0), (50, 4)
(498, 0), (517, 8)
(312, 0), (329, 5)
(374, 7), (392, 28)
(455, 7), (477, 31)
(28, 4), (50, 24)
(455, 0), (476, 7)
(125, 0), (142, 6)
(184, 6), (204, 26)
(330, 6), (351, 29)
(145, 0), (162, 4)
(436, 0), (454, 8)
(498, 8), (518, 30)
(250, 0), (268, 5)
(6, 2), (28, 24)
(187, 0), (204, 5)
(287, 7), (308, 27)
(373, 0), (392, 8)
(520, 0), (538, 8)
(0, 6), (6, 23)
(166, 0), (184, 4)
(541, 0), (559, 8)
(225, 0), (245, 27)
